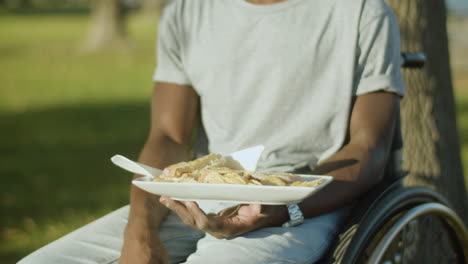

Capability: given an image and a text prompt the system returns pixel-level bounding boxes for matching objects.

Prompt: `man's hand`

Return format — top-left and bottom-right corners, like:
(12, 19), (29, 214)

(160, 196), (289, 239)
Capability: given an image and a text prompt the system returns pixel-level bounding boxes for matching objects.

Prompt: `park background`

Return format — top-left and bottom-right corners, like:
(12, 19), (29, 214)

(0, 0), (467, 263)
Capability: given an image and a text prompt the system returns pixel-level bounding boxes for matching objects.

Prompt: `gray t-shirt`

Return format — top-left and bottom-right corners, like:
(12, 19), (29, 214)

(153, 0), (405, 172)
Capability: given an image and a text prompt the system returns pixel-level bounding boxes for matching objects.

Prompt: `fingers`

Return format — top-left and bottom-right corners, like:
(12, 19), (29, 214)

(159, 197), (230, 237)
(160, 196), (196, 227)
(159, 197), (265, 239)
(218, 205), (241, 217)
(183, 201), (213, 230)
(160, 197), (214, 231)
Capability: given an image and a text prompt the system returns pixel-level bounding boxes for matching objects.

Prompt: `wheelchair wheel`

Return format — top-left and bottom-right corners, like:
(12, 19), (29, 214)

(365, 202), (468, 264)
(330, 185), (467, 264)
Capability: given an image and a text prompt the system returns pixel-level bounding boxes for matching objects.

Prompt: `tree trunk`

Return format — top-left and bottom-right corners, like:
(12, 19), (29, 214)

(386, 0), (468, 224)
(140, 0), (167, 19)
(5, 0), (30, 9)
(386, 0), (468, 262)
(83, 0), (127, 51)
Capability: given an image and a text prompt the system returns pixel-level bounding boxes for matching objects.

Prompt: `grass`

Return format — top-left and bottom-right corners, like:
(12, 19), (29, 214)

(449, 16), (468, 179)
(0, 13), (157, 263)
(454, 70), (468, 173)
(0, 13), (467, 264)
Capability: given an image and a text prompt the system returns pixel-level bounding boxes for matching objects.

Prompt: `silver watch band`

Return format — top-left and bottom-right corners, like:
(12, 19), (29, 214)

(282, 204), (304, 227)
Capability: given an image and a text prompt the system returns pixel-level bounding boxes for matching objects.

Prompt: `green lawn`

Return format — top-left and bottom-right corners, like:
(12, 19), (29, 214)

(454, 70), (468, 177)
(0, 13), (157, 263)
(0, 13), (467, 264)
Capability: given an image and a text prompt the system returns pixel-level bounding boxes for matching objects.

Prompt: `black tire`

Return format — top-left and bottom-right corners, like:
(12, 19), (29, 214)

(326, 184), (455, 264)
(362, 202), (467, 264)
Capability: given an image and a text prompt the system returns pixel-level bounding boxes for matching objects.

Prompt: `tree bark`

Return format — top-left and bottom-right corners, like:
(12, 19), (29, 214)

(83, 0), (127, 51)
(386, 0), (468, 262)
(386, 0), (468, 224)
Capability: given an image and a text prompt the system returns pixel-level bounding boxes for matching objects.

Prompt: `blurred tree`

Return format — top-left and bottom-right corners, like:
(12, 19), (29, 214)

(4, 0), (30, 9)
(387, 0), (468, 262)
(140, 0), (166, 19)
(83, 0), (127, 51)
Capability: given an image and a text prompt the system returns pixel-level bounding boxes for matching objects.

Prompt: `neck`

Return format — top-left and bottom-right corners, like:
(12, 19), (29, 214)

(245, 0), (288, 4)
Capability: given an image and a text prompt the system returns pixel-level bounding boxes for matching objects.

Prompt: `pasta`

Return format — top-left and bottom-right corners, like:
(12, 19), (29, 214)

(155, 154), (324, 187)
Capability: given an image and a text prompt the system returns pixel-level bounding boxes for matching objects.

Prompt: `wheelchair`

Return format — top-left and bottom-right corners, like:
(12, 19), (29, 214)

(321, 52), (468, 264)
(194, 52), (468, 264)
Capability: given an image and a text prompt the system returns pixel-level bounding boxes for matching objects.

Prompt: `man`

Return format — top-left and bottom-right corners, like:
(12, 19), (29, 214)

(19, 0), (404, 263)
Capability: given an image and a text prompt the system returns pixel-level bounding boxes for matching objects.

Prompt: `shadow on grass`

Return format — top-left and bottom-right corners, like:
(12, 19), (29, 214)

(0, 101), (150, 263)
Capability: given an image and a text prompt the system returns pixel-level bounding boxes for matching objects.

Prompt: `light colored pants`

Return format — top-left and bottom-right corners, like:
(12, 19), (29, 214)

(18, 205), (349, 264)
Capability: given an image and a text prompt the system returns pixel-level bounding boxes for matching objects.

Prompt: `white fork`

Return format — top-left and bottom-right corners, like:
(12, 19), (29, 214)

(111, 155), (162, 180)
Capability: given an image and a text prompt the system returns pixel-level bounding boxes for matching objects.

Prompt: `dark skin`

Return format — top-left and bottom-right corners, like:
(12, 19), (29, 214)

(119, 82), (198, 264)
(119, 81), (399, 264)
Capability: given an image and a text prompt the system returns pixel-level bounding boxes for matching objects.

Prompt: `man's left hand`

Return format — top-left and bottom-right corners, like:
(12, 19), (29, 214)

(160, 196), (289, 239)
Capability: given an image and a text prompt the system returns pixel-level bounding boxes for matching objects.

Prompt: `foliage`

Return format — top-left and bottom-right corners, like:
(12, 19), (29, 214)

(1, 0), (142, 12)
(2, 0), (90, 11)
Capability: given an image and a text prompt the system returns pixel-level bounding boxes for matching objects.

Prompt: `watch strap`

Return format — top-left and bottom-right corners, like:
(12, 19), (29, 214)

(282, 204), (304, 227)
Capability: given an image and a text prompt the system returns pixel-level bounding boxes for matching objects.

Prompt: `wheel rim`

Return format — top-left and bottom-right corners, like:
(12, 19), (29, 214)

(345, 186), (449, 264)
(368, 202), (468, 264)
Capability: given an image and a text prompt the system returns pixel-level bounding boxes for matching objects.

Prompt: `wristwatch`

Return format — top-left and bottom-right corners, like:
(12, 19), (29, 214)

(282, 204), (304, 227)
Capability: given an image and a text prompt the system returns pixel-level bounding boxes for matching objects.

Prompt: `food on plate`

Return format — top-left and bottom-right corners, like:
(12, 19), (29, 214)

(161, 153), (225, 178)
(290, 180), (324, 187)
(251, 172), (301, 184)
(259, 175), (287, 186)
(155, 154), (324, 187)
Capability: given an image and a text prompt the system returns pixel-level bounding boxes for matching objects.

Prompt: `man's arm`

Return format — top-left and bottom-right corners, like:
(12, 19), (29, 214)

(120, 82), (198, 264)
(299, 91), (399, 218)
(158, 91), (400, 238)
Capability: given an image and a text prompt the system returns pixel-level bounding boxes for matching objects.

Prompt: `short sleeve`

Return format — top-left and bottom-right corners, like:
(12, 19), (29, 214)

(354, 2), (405, 97)
(153, 2), (191, 85)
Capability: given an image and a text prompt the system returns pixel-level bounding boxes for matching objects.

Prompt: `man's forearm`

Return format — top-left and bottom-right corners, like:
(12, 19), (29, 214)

(126, 136), (192, 236)
(299, 141), (389, 218)
(297, 93), (398, 218)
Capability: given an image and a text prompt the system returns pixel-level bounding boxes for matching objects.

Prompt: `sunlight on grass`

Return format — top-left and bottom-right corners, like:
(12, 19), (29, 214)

(1, 209), (107, 262)
(0, 13), (155, 264)
(450, 16), (468, 186)
(0, 14), (156, 112)
(454, 69), (468, 182)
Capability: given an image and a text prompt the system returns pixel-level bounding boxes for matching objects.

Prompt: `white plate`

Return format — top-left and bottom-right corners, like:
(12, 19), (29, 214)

(111, 145), (333, 213)
(132, 174), (333, 205)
